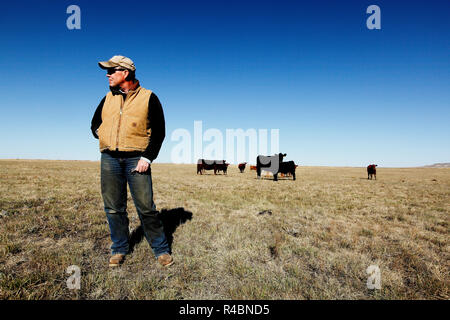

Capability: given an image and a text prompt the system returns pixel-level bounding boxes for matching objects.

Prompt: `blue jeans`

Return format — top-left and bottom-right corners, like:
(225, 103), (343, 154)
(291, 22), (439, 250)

(100, 152), (170, 258)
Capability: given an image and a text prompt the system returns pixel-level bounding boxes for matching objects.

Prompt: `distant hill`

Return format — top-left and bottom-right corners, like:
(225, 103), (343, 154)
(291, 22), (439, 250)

(423, 163), (450, 168)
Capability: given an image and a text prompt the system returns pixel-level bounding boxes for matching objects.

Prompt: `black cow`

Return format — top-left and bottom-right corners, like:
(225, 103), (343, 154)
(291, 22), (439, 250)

(215, 162), (230, 175)
(197, 159), (227, 175)
(256, 153), (286, 181)
(278, 161), (296, 180)
(367, 164), (377, 180)
(238, 162), (247, 173)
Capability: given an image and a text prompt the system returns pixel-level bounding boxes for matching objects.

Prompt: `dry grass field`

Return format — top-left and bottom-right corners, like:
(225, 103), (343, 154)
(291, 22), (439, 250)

(0, 159), (448, 300)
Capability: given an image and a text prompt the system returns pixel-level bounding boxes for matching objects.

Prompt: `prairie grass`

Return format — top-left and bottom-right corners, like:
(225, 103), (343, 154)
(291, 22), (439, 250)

(0, 160), (448, 299)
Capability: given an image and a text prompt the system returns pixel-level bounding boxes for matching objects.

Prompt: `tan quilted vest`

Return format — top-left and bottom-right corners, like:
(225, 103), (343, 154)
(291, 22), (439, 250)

(98, 86), (152, 152)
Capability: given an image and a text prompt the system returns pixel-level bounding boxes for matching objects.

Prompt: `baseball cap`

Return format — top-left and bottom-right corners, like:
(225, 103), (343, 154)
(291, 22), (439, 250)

(98, 55), (136, 71)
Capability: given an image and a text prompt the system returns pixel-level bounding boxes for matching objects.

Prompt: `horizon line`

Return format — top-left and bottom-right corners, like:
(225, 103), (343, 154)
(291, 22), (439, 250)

(1, 158), (448, 168)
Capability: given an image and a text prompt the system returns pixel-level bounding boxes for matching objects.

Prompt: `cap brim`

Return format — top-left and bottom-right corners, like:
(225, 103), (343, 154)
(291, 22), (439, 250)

(98, 61), (119, 69)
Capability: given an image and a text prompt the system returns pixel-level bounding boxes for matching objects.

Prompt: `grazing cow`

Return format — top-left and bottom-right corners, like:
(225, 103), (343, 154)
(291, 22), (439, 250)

(256, 153), (285, 181)
(257, 153), (292, 181)
(197, 159), (228, 175)
(278, 161), (296, 180)
(197, 159), (210, 174)
(215, 162), (230, 175)
(250, 165), (257, 171)
(238, 162), (247, 173)
(282, 165), (299, 177)
(256, 153), (297, 181)
(367, 164), (377, 180)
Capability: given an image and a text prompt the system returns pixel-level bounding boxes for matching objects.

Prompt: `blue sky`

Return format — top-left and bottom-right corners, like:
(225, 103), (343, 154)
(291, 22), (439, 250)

(0, 0), (448, 166)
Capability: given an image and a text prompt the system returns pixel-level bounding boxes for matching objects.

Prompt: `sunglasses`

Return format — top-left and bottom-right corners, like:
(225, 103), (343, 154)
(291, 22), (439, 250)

(107, 68), (126, 75)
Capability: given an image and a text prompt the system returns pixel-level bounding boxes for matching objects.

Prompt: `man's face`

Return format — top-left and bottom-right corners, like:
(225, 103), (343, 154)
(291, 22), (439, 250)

(106, 68), (128, 87)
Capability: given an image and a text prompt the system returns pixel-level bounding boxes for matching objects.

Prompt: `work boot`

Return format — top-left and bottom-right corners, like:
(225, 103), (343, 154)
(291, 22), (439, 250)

(157, 253), (174, 267)
(109, 254), (125, 267)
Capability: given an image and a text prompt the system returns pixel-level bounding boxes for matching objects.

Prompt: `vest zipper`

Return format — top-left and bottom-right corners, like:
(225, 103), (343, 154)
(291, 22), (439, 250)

(115, 97), (124, 149)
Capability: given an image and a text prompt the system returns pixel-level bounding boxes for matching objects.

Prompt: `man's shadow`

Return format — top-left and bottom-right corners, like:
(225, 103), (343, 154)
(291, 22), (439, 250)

(129, 207), (193, 254)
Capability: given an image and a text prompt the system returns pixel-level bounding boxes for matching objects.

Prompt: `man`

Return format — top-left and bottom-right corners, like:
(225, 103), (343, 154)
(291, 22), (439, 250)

(91, 55), (173, 267)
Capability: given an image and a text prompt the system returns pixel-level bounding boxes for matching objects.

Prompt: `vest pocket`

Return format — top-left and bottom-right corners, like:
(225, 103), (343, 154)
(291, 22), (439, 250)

(98, 115), (118, 150)
(123, 115), (149, 150)
(98, 123), (110, 150)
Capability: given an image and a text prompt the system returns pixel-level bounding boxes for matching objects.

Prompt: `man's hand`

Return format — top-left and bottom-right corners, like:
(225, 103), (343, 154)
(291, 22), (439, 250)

(134, 159), (150, 173)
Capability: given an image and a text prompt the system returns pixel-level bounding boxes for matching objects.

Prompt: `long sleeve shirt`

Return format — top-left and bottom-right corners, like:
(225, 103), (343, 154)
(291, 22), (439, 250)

(90, 89), (165, 162)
